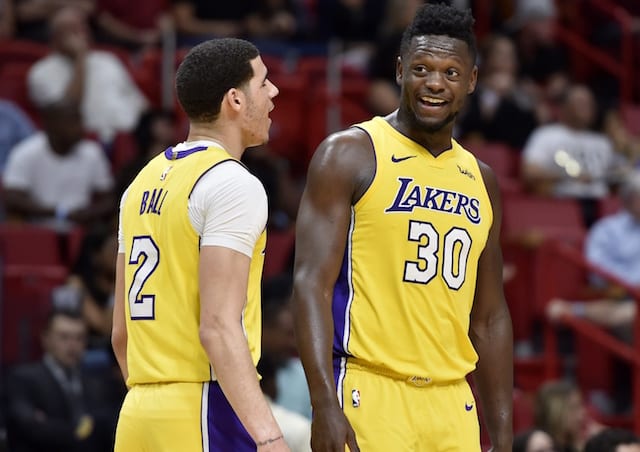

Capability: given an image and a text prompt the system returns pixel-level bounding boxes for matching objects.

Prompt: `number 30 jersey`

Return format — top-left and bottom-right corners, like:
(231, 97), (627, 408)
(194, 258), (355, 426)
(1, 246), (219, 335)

(333, 117), (493, 382)
(120, 144), (266, 386)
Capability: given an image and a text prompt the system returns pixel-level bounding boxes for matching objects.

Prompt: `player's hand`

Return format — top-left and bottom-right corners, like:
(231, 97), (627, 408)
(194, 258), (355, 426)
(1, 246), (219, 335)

(310, 402), (359, 452)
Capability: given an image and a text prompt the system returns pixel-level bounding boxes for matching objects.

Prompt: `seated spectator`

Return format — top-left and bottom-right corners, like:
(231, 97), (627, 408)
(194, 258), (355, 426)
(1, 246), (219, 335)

(52, 224), (118, 371)
(547, 170), (640, 342)
(5, 309), (123, 452)
(2, 100), (115, 231)
(534, 380), (605, 452)
(172, 0), (252, 46)
(521, 84), (628, 227)
(584, 428), (640, 452)
(27, 6), (148, 145)
(457, 34), (538, 150)
(513, 428), (556, 452)
(13, 0), (93, 43)
(0, 99), (35, 172)
(94, 0), (172, 51)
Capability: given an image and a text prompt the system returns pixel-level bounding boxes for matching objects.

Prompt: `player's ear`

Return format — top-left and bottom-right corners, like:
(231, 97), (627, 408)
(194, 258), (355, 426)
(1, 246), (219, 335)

(225, 88), (244, 112)
(395, 56), (403, 86)
(467, 65), (478, 95)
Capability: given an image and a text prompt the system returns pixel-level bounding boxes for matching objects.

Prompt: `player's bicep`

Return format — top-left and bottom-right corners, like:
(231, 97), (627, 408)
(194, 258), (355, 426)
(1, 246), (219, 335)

(294, 133), (369, 287)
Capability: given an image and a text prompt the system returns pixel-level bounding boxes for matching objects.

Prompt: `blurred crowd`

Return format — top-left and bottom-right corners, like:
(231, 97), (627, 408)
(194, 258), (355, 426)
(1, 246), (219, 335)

(1, 0), (640, 450)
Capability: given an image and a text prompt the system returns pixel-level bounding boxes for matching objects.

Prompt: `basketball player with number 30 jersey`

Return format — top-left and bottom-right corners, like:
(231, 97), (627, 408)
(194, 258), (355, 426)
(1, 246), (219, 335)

(112, 39), (290, 452)
(292, 4), (513, 452)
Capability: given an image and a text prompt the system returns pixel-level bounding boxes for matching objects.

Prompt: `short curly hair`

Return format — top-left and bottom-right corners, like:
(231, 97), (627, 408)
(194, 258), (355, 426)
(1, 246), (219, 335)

(400, 3), (477, 62)
(176, 38), (259, 123)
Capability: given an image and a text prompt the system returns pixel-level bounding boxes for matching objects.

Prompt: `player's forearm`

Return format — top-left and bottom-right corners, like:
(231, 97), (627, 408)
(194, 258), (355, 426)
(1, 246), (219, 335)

(470, 308), (513, 450)
(291, 286), (338, 410)
(200, 326), (283, 445)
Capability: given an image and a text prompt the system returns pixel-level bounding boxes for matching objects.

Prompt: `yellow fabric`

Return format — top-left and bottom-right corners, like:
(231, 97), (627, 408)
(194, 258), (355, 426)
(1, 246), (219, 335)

(114, 382), (206, 452)
(341, 367), (480, 451)
(335, 117), (493, 382)
(121, 145), (265, 386)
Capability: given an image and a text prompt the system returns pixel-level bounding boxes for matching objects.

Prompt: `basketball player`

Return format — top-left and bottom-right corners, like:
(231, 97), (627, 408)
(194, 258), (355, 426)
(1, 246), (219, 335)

(112, 38), (290, 451)
(291, 4), (513, 451)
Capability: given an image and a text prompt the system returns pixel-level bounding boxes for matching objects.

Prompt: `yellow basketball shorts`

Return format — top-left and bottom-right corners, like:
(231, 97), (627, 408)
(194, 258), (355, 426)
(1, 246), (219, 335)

(114, 381), (256, 451)
(336, 360), (481, 451)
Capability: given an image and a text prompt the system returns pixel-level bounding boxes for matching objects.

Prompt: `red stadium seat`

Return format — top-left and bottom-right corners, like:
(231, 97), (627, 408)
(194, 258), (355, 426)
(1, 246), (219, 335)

(263, 226), (295, 279)
(467, 141), (520, 180)
(0, 224), (64, 267)
(0, 39), (49, 73)
(0, 62), (39, 124)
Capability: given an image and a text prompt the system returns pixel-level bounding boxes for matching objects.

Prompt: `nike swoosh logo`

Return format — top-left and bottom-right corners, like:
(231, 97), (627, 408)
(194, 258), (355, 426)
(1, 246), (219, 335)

(391, 155), (417, 163)
(465, 403), (474, 411)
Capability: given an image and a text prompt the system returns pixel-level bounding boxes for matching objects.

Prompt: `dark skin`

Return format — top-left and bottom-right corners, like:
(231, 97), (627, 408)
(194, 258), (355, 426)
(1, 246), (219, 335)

(292, 34), (513, 452)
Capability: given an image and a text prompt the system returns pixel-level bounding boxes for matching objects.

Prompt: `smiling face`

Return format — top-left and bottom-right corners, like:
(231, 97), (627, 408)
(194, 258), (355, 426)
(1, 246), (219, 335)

(396, 34), (477, 136)
(240, 56), (279, 148)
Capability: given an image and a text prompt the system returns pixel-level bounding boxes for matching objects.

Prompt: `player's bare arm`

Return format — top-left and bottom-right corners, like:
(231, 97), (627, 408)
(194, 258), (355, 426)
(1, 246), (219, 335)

(199, 245), (288, 451)
(112, 252), (128, 382)
(292, 128), (373, 452)
(470, 161), (513, 452)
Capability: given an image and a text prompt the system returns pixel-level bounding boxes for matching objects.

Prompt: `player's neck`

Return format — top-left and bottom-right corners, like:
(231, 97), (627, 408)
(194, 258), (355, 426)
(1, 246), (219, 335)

(186, 123), (243, 160)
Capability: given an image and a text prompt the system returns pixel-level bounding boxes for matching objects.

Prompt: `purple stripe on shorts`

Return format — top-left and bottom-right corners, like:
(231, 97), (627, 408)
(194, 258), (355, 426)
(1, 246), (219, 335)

(207, 382), (255, 451)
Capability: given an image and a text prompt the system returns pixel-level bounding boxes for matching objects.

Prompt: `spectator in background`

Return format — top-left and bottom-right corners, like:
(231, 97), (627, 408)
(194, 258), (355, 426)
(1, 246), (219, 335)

(13, 0), (93, 43)
(27, 6), (148, 145)
(245, 0), (298, 43)
(57, 226), (118, 357)
(534, 380), (604, 452)
(584, 428), (640, 452)
(5, 309), (122, 452)
(261, 275), (311, 420)
(457, 33), (538, 150)
(171, 0), (253, 46)
(547, 170), (640, 342)
(513, 428), (556, 452)
(0, 99), (35, 172)
(521, 84), (628, 227)
(2, 100), (115, 231)
(114, 109), (176, 197)
(94, 0), (172, 51)
(366, 0), (425, 116)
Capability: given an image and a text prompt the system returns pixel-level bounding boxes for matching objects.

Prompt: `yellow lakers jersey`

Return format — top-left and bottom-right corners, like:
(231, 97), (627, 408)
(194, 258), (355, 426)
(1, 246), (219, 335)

(333, 117), (493, 382)
(121, 144), (266, 386)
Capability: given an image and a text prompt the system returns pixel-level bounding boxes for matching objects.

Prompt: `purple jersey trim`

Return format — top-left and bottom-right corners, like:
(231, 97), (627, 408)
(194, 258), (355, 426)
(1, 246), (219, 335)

(164, 145), (209, 160)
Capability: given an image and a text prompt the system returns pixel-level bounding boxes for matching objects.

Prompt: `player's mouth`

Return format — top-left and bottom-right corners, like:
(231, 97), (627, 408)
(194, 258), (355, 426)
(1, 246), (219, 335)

(419, 96), (448, 107)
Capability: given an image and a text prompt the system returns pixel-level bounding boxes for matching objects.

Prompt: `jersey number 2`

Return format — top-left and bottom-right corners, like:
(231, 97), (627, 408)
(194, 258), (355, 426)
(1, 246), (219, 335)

(404, 220), (472, 290)
(128, 236), (159, 320)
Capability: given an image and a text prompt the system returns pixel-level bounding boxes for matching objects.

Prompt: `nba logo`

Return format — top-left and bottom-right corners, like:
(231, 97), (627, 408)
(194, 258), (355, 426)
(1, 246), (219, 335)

(351, 389), (360, 408)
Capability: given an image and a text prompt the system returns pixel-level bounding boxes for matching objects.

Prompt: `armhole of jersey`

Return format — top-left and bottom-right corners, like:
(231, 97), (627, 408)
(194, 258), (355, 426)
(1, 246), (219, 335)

(351, 125), (378, 207)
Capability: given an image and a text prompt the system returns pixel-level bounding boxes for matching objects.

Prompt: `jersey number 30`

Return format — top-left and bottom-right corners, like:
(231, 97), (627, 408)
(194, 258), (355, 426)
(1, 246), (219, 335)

(404, 220), (472, 290)
(128, 236), (159, 320)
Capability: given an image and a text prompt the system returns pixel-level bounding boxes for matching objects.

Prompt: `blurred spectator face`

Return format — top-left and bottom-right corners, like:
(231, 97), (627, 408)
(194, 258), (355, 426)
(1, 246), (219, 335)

(51, 7), (91, 56)
(526, 430), (556, 452)
(43, 314), (88, 369)
(484, 36), (518, 76)
(43, 103), (84, 154)
(563, 86), (596, 130)
(564, 389), (587, 441)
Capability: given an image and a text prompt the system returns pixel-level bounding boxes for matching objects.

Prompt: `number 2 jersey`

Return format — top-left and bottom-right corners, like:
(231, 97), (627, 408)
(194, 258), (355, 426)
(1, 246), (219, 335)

(333, 117), (493, 383)
(118, 141), (267, 386)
